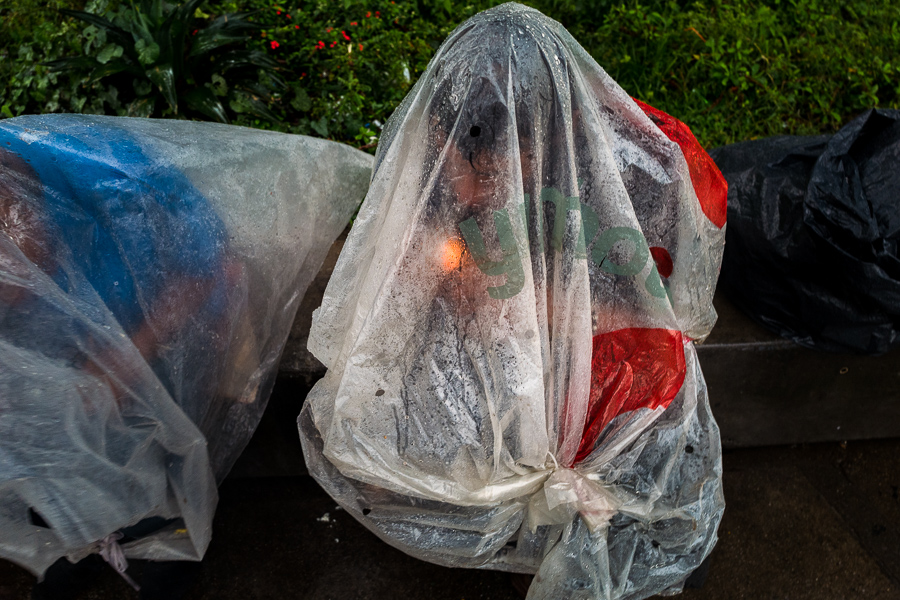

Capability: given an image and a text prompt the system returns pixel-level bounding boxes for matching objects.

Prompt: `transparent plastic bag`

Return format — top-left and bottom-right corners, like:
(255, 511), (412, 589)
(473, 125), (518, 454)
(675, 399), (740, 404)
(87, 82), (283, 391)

(299, 4), (726, 599)
(0, 114), (372, 575)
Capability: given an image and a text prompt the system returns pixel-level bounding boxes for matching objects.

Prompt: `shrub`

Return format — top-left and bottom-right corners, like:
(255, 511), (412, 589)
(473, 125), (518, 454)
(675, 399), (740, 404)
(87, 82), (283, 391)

(3, 0), (899, 151)
(224, 0), (900, 148)
(0, 0), (93, 118)
(554, 0), (900, 147)
(221, 0), (477, 142)
(49, 0), (283, 121)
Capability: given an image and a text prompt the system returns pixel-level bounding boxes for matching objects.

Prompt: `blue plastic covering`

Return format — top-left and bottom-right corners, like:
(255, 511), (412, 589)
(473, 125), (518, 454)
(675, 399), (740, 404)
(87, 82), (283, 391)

(0, 115), (372, 575)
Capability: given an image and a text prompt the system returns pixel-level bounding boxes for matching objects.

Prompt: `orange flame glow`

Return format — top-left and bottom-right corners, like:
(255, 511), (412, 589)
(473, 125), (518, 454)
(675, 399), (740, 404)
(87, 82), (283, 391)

(440, 237), (466, 272)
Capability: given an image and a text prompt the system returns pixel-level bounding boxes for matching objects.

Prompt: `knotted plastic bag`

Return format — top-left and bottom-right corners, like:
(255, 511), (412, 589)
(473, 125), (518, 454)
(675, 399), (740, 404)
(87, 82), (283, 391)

(0, 115), (372, 576)
(300, 4), (725, 598)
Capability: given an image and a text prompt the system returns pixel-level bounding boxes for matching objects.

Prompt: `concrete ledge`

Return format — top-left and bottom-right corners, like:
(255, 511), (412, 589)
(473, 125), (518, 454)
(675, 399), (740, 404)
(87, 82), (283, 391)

(698, 294), (900, 448)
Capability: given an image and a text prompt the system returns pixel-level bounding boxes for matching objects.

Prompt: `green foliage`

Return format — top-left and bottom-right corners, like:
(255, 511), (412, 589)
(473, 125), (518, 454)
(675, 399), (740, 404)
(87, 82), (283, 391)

(560, 0), (900, 147)
(3, 0), (899, 150)
(214, 0), (900, 148)
(0, 0), (95, 118)
(47, 0), (283, 121)
(222, 0), (441, 140)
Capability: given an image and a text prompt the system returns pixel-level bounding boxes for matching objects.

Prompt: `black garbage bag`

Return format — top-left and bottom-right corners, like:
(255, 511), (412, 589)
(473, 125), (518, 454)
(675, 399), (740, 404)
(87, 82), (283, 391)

(710, 108), (900, 354)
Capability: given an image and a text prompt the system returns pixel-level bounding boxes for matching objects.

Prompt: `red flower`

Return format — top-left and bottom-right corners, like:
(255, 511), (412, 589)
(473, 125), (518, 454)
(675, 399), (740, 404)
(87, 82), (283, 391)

(341, 30), (350, 40)
(270, 40), (280, 49)
(326, 27), (333, 33)
(350, 21), (357, 25)
(192, 29), (198, 35)
(286, 13), (291, 19)
(295, 24), (300, 29)
(375, 11), (380, 17)
(365, 11), (371, 17)
(317, 40), (325, 49)
(276, 10), (281, 14)
(330, 40), (337, 47)
(301, 72), (306, 77)
(358, 43), (363, 51)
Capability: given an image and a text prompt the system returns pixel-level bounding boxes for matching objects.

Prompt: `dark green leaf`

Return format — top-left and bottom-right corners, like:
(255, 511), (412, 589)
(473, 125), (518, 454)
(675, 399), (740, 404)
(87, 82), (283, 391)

(229, 90), (279, 123)
(214, 49), (279, 73)
(170, 0), (207, 26)
(263, 71), (287, 91)
(189, 14), (260, 58)
(162, 0), (206, 83)
(59, 9), (132, 48)
(210, 74), (227, 97)
(183, 86), (229, 123)
(87, 57), (141, 82)
(189, 30), (248, 58)
(128, 98), (156, 117)
(129, 6), (154, 42)
(166, 0), (206, 43)
(310, 116), (329, 138)
(96, 43), (123, 65)
(146, 63), (177, 113)
(290, 87), (311, 112)
(44, 56), (99, 72)
(147, 0), (164, 26)
(154, 21), (176, 71)
(135, 38), (160, 66)
(241, 81), (276, 101)
(133, 79), (153, 96)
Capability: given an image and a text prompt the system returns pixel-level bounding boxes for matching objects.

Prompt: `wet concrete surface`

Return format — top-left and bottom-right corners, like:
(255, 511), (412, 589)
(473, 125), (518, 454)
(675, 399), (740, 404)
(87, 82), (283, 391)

(681, 441), (900, 600)
(2, 437), (899, 600)
(698, 295), (900, 449)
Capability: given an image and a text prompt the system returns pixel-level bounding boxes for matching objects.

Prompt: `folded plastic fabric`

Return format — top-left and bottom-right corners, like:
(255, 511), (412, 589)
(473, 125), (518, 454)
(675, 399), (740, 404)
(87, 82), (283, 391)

(300, 4), (726, 599)
(710, 108), (900, 355)
(0, 114), (372, 576)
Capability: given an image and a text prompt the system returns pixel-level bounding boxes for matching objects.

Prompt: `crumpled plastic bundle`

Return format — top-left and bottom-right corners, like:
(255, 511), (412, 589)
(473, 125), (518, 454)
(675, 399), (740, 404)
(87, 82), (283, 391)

(0, 114), (372, 576)
(299, 4), (726, 599)
(711, 108), (900, 355)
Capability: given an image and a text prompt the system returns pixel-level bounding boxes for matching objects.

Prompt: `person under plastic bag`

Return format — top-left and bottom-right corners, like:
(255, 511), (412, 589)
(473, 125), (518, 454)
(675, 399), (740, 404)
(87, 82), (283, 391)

(299, 4), (726, 599)
(0, 114), (372, 592)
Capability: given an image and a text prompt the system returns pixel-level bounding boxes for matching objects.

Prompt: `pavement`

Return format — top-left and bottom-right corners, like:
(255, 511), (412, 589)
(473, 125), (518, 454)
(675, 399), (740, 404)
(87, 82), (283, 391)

(2, 380), (899, 600)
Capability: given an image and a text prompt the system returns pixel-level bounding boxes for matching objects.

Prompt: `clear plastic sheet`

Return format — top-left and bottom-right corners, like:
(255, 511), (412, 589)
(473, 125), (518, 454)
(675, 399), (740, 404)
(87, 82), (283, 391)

(0, 114), (372, 576)
(300, 4), (726, 598)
